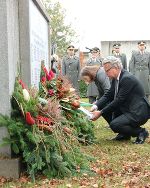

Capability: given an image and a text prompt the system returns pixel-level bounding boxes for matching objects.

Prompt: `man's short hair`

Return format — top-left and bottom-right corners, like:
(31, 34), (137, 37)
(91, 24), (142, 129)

(102, 56), (122, 69)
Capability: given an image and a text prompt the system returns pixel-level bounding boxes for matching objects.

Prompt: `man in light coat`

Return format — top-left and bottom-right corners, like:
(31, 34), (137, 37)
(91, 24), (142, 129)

(112, 43), (127, 70)
(62, 45), (80, 91)
(129, 41), (150, 98)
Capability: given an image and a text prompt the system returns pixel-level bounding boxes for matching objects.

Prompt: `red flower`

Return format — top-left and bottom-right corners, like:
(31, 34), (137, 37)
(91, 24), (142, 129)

(43, 67), (49, 76)
(49, 70), (55, 79)
(46, 74), (52, 81)
(41, 76), (46, 83)
(37, 115), (53, 124)
(48, 89), (54, 96)
(19, 79), (25, 89)
(26, 112), (35, 125)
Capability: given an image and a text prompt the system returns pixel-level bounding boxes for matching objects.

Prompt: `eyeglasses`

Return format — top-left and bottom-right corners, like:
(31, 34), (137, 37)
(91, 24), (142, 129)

(105, 66), (114, 73)
(68, 49), (74, 51)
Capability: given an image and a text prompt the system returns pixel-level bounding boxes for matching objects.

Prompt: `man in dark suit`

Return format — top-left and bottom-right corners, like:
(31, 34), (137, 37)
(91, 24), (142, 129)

(112, 43), (127, 70)
(91, 56), (150, 144)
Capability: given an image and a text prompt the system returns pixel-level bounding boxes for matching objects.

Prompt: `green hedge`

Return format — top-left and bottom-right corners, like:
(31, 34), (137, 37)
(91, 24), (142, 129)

(79, 80), (87, 98)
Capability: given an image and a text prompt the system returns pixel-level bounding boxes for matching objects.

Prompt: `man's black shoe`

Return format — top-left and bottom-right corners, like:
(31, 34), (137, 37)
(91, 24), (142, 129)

(134, 129), (149, 144)
(109, 134), (131, 141)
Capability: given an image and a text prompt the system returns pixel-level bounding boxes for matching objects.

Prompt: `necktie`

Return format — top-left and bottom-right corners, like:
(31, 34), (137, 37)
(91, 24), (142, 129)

(112, 80), (119, 120)
(114, 80), (119, 99)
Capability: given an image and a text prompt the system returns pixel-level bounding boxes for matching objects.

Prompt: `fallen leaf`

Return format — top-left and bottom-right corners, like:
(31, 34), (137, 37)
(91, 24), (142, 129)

(92, 184), (98, 188)
(66, 183), (72, 188)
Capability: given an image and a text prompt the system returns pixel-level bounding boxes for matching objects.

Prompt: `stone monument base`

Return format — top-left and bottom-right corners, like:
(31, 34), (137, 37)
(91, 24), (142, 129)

(0, 127), (20, 179)
(0, 158), (20, 179)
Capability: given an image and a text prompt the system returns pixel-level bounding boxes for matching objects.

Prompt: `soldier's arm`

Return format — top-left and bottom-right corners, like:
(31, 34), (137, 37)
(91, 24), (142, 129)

(61, 58), (66, 76)
(124, 54), (127, 70)
(129, 51), (135, 74)
(149, 53), (150, 75)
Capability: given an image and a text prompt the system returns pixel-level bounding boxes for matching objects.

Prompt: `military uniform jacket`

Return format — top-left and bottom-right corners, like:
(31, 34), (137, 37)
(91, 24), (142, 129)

(61, 56), (80, 90)
(86, 57), (103, 97)
(113, 53), (127, 70)
(129, 51), (150, 95)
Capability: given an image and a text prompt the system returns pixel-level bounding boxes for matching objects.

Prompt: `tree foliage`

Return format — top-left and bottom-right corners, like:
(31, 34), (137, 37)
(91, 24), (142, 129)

(42, 0), (77, 57)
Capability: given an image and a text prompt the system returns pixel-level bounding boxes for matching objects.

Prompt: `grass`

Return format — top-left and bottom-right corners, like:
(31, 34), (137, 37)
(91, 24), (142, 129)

(2, 98), (150, 188)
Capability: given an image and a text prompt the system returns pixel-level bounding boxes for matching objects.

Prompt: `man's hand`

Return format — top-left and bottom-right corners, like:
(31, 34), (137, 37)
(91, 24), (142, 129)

(91, 111), (102, 121)
(92, 101), (97, 105)
(90, 104), (98, 112)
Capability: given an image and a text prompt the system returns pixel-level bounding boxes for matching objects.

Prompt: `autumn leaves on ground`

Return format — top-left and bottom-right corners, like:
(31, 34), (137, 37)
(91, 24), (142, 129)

(1, 114), (150, 188)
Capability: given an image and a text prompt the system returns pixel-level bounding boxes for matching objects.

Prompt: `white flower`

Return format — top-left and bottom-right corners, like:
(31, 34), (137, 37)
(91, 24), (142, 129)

(23, 89), (30, 102)
(69, 88), (75, 92)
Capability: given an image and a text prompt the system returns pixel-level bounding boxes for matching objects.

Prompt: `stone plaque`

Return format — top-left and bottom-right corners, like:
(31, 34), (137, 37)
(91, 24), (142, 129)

(29, 0), (49, 88)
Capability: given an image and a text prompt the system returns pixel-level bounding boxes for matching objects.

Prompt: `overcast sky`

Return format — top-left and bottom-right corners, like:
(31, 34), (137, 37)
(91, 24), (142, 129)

(58, 0), (150, 50)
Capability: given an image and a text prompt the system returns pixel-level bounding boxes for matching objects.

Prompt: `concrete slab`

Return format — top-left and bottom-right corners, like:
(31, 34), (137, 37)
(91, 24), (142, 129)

(0, 158), (20, 179)
(0, 127), (11, 158)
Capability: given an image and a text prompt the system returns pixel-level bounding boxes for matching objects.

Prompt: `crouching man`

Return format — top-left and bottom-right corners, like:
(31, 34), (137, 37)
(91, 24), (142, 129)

(91, 56), (150, 144)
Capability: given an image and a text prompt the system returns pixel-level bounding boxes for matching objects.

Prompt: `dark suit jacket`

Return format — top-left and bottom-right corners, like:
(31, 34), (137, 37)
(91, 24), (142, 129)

(96, 69), (150, 123)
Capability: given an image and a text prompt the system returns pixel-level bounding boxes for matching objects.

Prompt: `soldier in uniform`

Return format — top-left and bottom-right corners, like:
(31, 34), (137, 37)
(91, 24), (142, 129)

(86, 47), (103, 103)
(62, 45), (80, 91)
(129, 41), (150, 98)
(112, 43), (127, 70)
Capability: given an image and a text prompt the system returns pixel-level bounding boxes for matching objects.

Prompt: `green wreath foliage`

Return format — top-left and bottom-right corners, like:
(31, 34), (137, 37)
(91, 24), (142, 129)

(0, 64), (96, 180)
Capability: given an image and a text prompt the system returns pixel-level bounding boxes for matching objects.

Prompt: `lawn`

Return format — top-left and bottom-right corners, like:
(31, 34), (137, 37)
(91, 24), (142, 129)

(1, 99), (150, 188)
